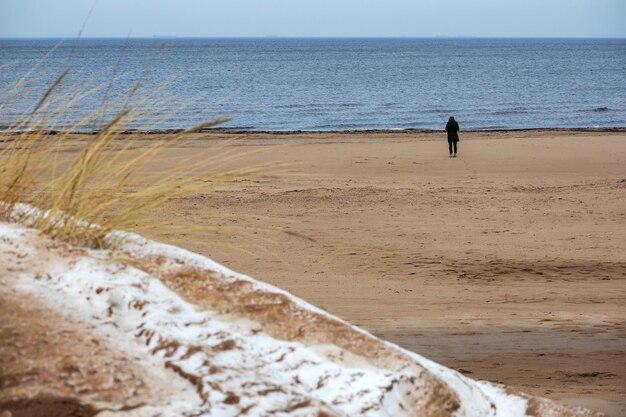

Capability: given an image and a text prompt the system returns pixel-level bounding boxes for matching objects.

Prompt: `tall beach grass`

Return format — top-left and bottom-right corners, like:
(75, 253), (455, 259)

(0, 55), (254, 249)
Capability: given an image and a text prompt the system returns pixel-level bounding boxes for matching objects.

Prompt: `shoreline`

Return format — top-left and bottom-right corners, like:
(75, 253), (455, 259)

(2, 126), (626, 136)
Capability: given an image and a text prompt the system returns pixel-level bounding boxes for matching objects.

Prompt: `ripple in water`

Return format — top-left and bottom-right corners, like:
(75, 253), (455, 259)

(0, 38), (625, 131)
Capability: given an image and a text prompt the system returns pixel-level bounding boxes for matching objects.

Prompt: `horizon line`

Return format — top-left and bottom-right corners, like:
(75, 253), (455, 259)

(1, 35), (625, 40)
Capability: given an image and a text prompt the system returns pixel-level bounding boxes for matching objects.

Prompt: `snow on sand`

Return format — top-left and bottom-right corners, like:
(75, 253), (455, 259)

(0, 222), (602, 416)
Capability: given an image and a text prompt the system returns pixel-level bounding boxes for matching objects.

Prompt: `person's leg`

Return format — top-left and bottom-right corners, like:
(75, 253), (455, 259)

(453, 141), (458, 156)
(448, 141), (453, 156)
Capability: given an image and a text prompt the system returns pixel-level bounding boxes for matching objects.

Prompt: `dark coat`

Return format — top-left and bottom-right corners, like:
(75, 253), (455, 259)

(445, 121), (460, 142)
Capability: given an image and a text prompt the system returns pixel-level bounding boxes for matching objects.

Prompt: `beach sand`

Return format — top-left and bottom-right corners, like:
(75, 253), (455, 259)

(132, 129), (625, 416)
(4, 129), (625, 415)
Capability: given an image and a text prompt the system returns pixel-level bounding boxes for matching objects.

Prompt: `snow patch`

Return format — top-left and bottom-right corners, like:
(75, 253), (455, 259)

(1, 222), (595, 416)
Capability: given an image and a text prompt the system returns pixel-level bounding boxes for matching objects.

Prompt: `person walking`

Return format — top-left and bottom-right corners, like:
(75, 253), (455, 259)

(445, 116), (460, 157)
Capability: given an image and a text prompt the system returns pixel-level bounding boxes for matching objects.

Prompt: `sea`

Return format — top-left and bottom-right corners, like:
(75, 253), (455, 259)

(0, 38), (624, 131)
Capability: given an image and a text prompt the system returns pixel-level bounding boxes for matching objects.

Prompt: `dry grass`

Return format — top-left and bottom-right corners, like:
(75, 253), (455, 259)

(0, 65), (255, 249)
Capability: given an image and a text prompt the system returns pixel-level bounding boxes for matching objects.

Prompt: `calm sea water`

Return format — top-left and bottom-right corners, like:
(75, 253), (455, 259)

(1, 38), (624, 131)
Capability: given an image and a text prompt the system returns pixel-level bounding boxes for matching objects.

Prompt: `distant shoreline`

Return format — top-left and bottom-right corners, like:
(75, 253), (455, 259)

(2, 127), (625, 136)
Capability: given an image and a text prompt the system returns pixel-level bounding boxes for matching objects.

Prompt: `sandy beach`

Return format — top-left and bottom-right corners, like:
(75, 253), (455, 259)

(124, 129), (624, 416)
(2, 128), (624, 416)
(2, 3), (625, 415)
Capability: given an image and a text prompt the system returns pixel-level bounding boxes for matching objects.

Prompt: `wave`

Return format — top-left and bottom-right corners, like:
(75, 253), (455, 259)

(492, 109), (533, 116)
(272, 103), (364, 110)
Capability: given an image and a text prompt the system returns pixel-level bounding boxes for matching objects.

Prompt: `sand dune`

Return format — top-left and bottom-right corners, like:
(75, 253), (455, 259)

(0, 221), (602, 416)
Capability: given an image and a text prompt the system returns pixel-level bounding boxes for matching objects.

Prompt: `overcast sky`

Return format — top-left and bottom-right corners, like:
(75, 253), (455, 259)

(1, 0), (625, 38)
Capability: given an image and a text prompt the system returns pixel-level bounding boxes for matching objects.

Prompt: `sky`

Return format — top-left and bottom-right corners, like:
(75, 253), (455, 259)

(1, 0), (625, 38)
